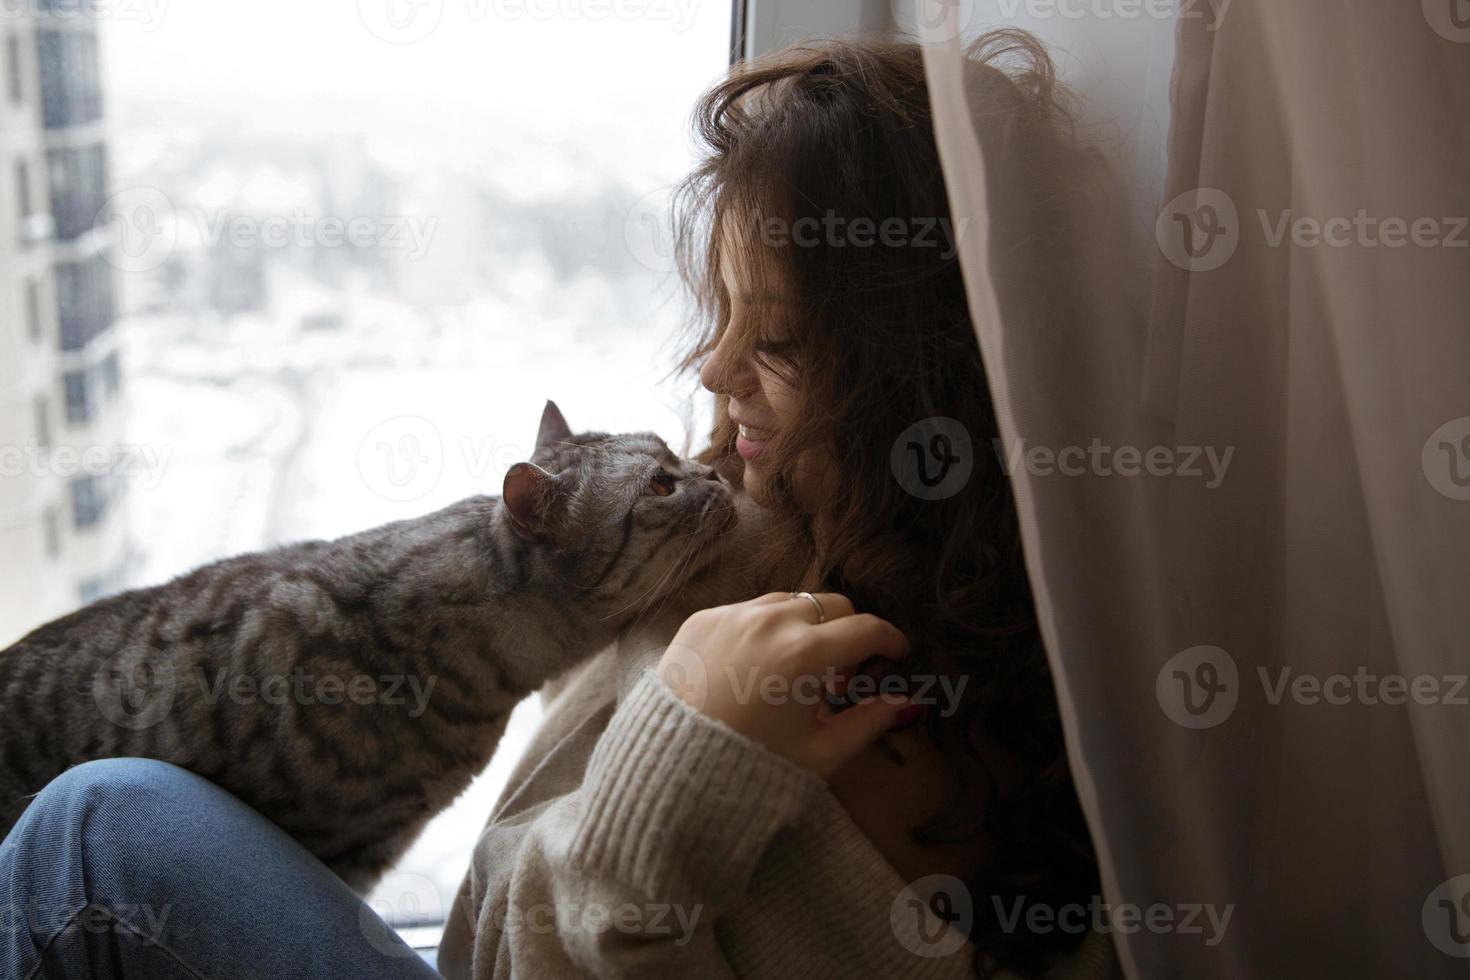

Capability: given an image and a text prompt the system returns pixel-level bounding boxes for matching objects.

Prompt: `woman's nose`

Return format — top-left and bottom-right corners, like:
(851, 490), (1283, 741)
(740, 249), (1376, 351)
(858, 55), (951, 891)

(699, 330), (745, 396)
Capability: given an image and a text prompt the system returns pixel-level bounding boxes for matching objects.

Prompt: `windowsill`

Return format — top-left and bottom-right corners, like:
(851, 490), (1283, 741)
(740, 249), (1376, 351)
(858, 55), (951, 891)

(397, 921), (444, 948)
(397, 922), (443, 971)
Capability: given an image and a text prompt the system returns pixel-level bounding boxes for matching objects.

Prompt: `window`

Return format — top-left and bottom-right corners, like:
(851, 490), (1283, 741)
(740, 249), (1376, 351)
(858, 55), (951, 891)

(55, 254), (115, 352)
(25, 277), (42, 342)
(14, 156), (51, 246)
(77, 566), (126, 605)
(5, 32), (21, 106)
(42, 507), (61, 558)
(13, 156), (47, 247)
(14, 157), (30, 220)
(63, 369), (94, 425)
(33, 393), (52, 449)
(20, 0), (736, 930)
(69, 474), (110, 529)
(78, 576), (105, 605)
(100, 350), (121, 400)
(36, 31), (102, 129)
(46, 143), (108, 241)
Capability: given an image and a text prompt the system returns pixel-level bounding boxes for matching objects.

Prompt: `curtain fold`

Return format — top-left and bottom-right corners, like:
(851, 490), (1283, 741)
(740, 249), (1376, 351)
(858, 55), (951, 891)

(916, 1), (1470, 975)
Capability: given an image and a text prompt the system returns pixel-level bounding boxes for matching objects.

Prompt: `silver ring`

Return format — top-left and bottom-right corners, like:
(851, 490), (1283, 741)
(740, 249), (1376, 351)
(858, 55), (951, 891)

(788, 590), (826, 624)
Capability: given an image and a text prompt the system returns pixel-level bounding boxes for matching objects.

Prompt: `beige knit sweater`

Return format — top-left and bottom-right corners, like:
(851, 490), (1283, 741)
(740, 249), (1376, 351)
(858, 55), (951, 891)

(436, 607), (1118, 979)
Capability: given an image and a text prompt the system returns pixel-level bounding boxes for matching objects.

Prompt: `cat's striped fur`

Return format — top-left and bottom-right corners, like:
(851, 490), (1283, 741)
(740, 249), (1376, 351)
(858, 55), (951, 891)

(0, 402), (756, 891)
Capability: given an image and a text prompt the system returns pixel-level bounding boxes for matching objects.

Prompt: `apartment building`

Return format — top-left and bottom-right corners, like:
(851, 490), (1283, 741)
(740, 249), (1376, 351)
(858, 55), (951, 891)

(0, 4), (126, 645)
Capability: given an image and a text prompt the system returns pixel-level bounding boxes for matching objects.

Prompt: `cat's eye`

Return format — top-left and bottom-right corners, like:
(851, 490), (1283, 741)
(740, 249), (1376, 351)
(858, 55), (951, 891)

(649, 472), (676, 496)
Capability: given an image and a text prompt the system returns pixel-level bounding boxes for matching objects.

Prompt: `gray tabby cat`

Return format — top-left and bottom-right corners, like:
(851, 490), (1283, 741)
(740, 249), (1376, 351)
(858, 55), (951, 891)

(0, 401), (754, 891)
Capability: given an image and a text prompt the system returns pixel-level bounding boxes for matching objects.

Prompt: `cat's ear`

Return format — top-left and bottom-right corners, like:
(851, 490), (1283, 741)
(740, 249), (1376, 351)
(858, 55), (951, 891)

(536, 400), (573, 454)
(503, 462), (563, 537)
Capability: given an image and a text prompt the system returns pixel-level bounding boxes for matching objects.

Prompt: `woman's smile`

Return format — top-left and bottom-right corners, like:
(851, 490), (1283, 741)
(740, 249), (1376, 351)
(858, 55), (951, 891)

(734, 421), (773, 461)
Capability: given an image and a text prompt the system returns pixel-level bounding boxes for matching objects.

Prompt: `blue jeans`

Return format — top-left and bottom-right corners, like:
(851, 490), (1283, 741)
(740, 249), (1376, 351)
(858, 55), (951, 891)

(0, 758), (444, 980)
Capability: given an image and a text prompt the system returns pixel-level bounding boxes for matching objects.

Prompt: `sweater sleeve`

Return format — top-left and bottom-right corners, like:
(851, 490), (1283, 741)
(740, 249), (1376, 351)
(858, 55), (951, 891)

(452, 667), (827, 979)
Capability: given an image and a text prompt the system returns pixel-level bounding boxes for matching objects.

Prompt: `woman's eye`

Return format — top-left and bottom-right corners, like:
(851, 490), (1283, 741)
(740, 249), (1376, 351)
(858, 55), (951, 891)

(649, 472), (676, 496)
(749, 326), (794, 354)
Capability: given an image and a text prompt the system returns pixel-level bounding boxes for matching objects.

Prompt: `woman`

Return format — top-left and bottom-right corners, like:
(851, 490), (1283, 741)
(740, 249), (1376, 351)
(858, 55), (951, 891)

(0, 32), (1114, 979)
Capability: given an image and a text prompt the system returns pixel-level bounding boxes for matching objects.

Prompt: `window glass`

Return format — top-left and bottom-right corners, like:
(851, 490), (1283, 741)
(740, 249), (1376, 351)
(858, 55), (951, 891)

(25, 277), (42, 341)
(43, 506), (61, 558)
(33, 393), (51, 448)
(14, 157), (30, 219)
(37, 30), (102, 128)
(55, 254), (115, 352)
(5, 31), (21, 105)
(63, 369), (93, 425)
(100, 349), (120, 400)
(69, 473), (110, 529)
(47, 143), (109, 242)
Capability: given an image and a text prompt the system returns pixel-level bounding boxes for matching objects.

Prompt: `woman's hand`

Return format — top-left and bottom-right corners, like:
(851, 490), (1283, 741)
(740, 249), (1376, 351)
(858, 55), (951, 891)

(655, 592), (913, 778)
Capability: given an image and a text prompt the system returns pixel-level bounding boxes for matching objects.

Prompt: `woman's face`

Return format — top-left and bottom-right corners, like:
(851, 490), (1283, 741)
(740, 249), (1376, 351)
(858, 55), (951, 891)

(698, 244), (806, 509)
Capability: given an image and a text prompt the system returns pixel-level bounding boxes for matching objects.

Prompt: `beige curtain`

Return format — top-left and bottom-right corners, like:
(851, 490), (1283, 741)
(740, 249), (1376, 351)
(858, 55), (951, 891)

(914, 0), (1470, 975)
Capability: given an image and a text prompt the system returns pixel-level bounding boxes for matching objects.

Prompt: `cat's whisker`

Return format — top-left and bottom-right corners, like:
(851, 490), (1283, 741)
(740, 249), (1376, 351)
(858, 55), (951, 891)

(602, 524), (708, 625)
(599, 552), (681, 623)
(628, 541), (700, 632)
(595, 514), (719, 623)
(646, 542), (703, 623)
(642, 519), (723, 624)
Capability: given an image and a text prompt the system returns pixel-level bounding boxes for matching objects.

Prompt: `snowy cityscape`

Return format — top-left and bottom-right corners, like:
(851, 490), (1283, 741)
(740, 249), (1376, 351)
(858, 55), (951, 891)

(112, 105), (708, 587)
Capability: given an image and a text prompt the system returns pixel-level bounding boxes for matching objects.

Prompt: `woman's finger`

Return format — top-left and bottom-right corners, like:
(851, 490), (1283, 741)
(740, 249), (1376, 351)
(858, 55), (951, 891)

(804, 613), (910, 671)
(777, 591), (856, 625)
(822, 653), (901, 703)
(806, 694), (912, 776)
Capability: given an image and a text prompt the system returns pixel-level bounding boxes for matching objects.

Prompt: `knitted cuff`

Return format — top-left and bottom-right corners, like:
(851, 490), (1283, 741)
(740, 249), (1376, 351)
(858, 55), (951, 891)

(568, 667), (824, 908)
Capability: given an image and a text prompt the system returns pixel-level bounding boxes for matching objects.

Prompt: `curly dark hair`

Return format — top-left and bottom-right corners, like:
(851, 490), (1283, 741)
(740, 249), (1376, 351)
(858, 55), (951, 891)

(672, 29), (1103, 978)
